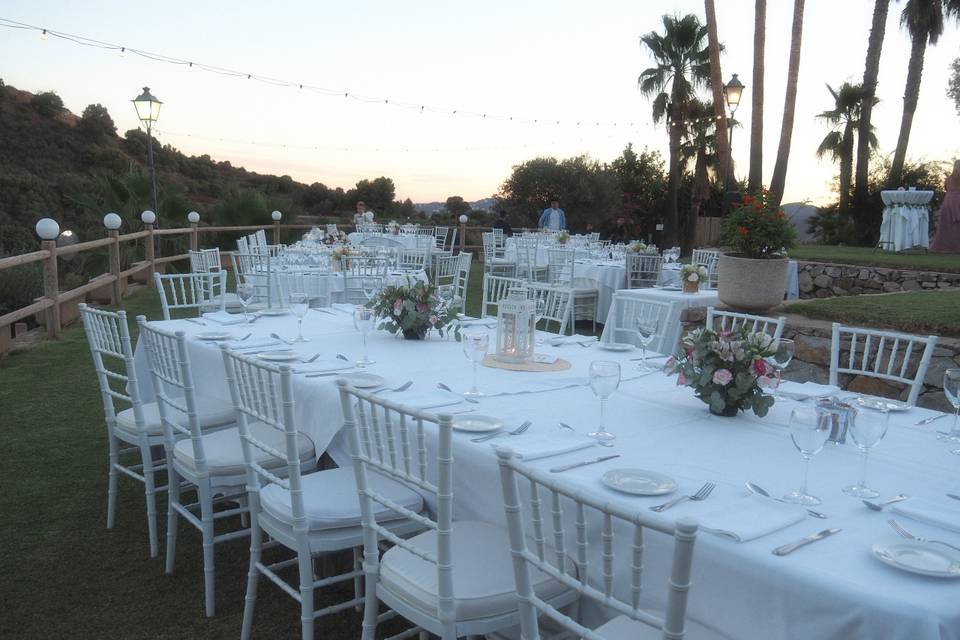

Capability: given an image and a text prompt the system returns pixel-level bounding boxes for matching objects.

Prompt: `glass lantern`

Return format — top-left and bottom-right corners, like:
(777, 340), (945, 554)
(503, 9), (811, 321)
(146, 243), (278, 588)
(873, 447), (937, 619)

(495, 287), (535, 364)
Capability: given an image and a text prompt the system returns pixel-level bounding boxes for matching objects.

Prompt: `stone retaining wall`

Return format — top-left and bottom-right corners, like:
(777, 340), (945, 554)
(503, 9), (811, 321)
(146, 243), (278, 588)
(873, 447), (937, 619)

(797, 261), (960, 299)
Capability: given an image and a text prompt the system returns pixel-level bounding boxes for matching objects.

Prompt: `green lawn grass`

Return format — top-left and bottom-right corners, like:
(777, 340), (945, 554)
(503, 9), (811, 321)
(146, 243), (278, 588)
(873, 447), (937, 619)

(787, 290), (960, 337)
(790, 245), (960, 273)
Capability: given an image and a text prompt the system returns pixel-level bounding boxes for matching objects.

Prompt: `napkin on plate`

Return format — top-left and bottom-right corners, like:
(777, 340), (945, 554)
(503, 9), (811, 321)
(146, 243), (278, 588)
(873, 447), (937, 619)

(227, 338), (282, 351)
(548, 334), (599, 347)
(491, 431), (594, 461)
(776, 381), (841, 401)
(292, 360), (355, 374)
(380, 390), (463, 411)
(891, 499), (960, 534)
(202, 311), (247, 325)
(695, 495), (807, 542)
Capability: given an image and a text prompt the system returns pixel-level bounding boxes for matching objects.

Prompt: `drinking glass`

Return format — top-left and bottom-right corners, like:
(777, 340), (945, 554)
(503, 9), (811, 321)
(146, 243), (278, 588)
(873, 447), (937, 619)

(353, 306), (375, 366)
(766, 338), (795, 399)
(362, 278), (380, 304)
(843, 408), (889, 498)
(635, 317), (659, 370)
(941, 368), (960, 453)
(784, 405), (832, 506)
(462, 332), (489, 398)
(588, 361), (621, 441)
(289, 292), (310, 343)
(237, 284), (255, 321)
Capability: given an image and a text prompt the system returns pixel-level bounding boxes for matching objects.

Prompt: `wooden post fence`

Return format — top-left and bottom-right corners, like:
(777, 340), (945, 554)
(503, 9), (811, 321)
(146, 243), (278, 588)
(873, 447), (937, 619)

(108, 229), (122, 306)
(144, 222), (156, 285)
(40, 239), (60, 338)
(189, 222), (199, 251)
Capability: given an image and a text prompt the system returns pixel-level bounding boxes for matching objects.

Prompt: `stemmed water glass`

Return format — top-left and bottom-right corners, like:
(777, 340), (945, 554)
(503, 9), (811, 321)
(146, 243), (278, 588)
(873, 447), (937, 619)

(635, 317), (659, 370)
(462, 332), (489, 398)
(941, 368), (960, 453)
(784, 405), (832, 506)
(362, 278), (380, 305)
(289, 292), (310, 343)
(588, 361), (621, 441)
(353, 306), (375, 366)
(237, 284), (255, 321)
(766, 338), (795, 399)
(843, 407), (889, 498)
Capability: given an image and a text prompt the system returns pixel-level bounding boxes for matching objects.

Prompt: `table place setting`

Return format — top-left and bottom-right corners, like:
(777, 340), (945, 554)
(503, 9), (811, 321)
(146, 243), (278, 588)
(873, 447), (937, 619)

(694, 493), (811, 543)
(775, 381), (842, 402)
(890, 498), (960, 534)
(486, 429), (597, 460)
(547, 334), (599, 347)
(201, 310), (249, 325)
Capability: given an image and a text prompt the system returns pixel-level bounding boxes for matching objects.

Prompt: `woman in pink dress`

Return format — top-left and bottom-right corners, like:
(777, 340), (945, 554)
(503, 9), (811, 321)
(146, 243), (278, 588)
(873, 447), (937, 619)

(931, 160), (960, 253)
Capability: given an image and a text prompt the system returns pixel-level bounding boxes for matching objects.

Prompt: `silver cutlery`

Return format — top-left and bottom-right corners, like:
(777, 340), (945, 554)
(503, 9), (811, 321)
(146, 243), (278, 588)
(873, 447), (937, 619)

(948, 493), (960, 502)
(304, 369), (357, 377)
(312, 308), (336, 315)
(558, 422), (614, 447)
(471, 421), (532, 443)
(186, 318), (206, 325)
(372, 380), (413, 394)
(862, 494), (909, 511)
(238, 333), (252, 341)
(772, 528), (842, 556)
(336, 354), (350, 362)
(437, 382), (479, 403)
(888, 519), (960, 552)
(745, 482), (828, 519)
(303, 354), (322, 363)
(650, 482), (716, 512)
(915, 413), (947, 426)
(629, 354), (669, 362)
(549, 454), (621, 473)
(450, 408), (477, 415)
(247, 315), (262, 324)
(270, 332), (294, 345)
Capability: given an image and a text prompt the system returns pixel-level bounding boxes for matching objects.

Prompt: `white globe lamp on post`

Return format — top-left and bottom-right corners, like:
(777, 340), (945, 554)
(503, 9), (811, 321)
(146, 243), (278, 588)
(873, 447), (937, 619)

(35, 218), (60, 240)
(272, 210), (282, 243)
(35, 218), (62, 336)
(103, 212), (122, 230)
(187, 211), (200, 224)
(141, 210), (156, 225)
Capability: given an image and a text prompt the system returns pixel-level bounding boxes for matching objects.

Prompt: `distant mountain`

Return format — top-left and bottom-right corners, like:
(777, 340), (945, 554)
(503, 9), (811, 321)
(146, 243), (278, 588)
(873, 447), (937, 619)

(415, 197), (497, 217)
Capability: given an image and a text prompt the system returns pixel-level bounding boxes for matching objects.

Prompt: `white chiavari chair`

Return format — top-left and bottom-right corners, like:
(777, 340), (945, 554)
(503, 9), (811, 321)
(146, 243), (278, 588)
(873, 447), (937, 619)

(547, 247), (599, 334)
(154, 271), (227, 320)
(253, 229), (268, 249)
(496, 449), (708, 640)
(325, 223), (338, 235)
(189, 248), (222, 273)
(626, 253), (663, 289)
(516, 235), (547, 282)
(481, 273), (526, 318)
(605, 297), (674, 353)
(237, 236), (250, 254)
(433, 226), (450, 250)
(589, 231), (601, 242)
(706, 307), (786, 341)
(232, 250), (278, 309)
(344, 256), (390, 305)
(415, 226), (435, 236)
(277, 270), (333, 309)
(483, 232), (517, 277)
(527, 282), (573, 335)
(692, 249), (720, 290)
(829, 323), (937, 406)
(396, 248), (428, 271)
(440, 252), (472, 315)
(338, 381), (575, 640)
(221, 352), (422, 640)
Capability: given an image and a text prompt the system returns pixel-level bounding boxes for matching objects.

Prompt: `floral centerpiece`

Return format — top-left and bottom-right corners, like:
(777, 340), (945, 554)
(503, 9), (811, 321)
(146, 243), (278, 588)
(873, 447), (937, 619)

(387, 220), (400, 235)
(324, 229), (349, 245)
(330, 245), (355, 270)
(372, 281), (461, 340)
(666, 326), (782, 417)
(680, 264), (708, 293)
(628, 241), (648, 253)
(556, 231), (570, 245)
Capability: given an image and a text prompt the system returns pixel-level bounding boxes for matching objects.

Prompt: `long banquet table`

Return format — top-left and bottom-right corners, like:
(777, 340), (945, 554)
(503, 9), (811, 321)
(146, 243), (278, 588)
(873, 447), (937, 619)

(133, 311), (960, 640)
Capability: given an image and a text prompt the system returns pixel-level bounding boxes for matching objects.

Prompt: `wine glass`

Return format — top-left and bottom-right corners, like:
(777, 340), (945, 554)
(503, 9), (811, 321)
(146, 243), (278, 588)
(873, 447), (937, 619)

(766, 338), (795, 400)
(462, 332), (489, 398)
(237, 284), (255, 321)
(353, 306), (375, 366)
(289, 292), (310, 343)
(784, 405), (832, 506)
(843, 408), (889, 498)
(588, 361), (621, 441)
(941, 368), (960, 453)
(635, 316), (659, 370)
(362, 278), (380, 304)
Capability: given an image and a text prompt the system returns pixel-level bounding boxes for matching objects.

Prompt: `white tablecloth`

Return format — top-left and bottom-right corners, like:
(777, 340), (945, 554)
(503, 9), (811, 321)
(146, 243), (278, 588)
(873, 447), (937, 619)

(879, 191), (933, 251)
(600, 288), (720, 354)
(132, 315), (960, 639)
(248, 268), (427, 305)
(347, 232), (430, 250)
(574, 260), (625, 322)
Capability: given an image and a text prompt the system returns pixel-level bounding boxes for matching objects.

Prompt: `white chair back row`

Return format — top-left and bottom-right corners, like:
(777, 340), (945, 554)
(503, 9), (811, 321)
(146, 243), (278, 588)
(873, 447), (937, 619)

(154, 271), (227, 320)
(433, 252), (472, 315)
(481, 274), (572, 335)
(692, 248), (720, 289)
(626, 253), (662, 289)
(706, 307), (786, 342)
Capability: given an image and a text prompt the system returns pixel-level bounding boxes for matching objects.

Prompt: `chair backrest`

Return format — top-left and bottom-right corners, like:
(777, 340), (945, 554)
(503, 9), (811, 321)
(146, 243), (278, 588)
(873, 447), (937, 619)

(482, 232), (500, 262)
(515, 236), (540, 280)
(606, 296), (673, 351)
(547, 247), (575, 287)
(276, 270), (333, 308)
(829, 322), (937, 406)
(481, 273), (526, 318)
(491, 227), (504, 245)
(237, 236), (250, 254)
(496, 449), (699, 640)
(691, 249), (720, 289)
(137, 318), (213, 475)
(527, 282), (572, 335)
(189, 248), (222, 273)
(231, 250), (277, 307)
(433, 226), (450, 250)
(396, 249), (428, 271)
(626, 253), (663, 289)
(154, 270), (227, 320)
(588, 232), (600, 242)
(444, 252), (472, 315)
(79, 303), (145, 432)
(336, 380), (454, 622)
(415, 226), (435, 236)
(344, 256), (390, 304)
(706, 308), (786, 342)
(254, 229), (268, 249)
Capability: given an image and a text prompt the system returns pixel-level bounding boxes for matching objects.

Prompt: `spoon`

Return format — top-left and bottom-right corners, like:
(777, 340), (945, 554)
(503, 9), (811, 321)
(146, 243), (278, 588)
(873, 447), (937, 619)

(304, 353), (321, 363)
(437, 382), (479, 403)
(270, 332), (294, 345)
(862, 494), (909, 511)
(745, 482), (828, 519)
(336, 354), (350, 361)
(558, 422), (614, 447)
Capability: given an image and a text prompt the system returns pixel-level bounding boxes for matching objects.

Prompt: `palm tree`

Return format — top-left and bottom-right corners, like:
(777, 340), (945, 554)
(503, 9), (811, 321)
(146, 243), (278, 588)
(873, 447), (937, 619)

(889, 0), (960, 187)
(749, 0), (767, 193)
(639, 14), (712, 248)
(769, 0), (805, 207)
(853, 0), (892, 208)
(703, 0), (730, 190)
(680, 98), (723, 256)
(815, 83), (878, 216)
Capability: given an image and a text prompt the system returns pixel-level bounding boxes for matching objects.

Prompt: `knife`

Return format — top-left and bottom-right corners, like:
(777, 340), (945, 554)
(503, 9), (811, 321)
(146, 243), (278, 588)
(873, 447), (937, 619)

(915, 413), (946, 426)
(549, 454), (620, 473)
(772, 528), (841, 556)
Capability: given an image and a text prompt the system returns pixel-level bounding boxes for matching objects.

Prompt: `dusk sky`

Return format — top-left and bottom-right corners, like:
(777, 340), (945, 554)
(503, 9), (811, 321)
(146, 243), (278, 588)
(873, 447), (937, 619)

(1, 0), (957, 206)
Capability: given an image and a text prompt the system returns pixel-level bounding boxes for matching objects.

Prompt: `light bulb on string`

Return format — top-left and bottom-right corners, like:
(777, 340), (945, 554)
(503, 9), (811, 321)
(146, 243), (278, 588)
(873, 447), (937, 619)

(119, 47), (126, 57)
(40, 29), (47, 40)
(188, 62), (193, 72)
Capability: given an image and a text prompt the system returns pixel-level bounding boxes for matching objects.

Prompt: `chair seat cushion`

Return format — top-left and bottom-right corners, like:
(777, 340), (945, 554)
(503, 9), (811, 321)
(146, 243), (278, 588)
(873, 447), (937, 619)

(116, 397), (235, 437)
(174, 423), (315, 477)
(260, 466), (423, 531)
(595, 613), (721, 640)
(380, 520), (571, 622)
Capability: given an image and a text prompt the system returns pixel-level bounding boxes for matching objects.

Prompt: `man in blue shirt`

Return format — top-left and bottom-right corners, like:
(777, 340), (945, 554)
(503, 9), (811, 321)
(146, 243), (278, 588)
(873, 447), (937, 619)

(538, 199), (566, 230)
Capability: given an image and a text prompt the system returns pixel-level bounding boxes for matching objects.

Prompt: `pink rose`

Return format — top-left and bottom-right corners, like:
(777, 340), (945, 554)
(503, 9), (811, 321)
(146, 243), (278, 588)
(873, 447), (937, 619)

(712, 369), (733, 386)
(677, 372), (687, 386)
(393, 299), (402, 311)
(416, 302), (428, 313)
(429, 314), (438, 325)
(752, 358), (769, 377)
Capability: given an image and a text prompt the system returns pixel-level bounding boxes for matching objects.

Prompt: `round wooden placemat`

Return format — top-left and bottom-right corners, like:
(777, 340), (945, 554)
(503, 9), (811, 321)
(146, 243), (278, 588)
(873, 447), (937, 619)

(481, 354), (572, 372)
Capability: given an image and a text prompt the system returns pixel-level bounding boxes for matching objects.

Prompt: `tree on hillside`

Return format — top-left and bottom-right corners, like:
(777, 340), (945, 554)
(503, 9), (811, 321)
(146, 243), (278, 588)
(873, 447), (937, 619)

(348, 177), (395, 214)
(638, 14), (712, 246)
(31, 91), (63, 117)
(399, 198), (417, 219)
(444, 196), (471, 218)
(768, 0), (806, 207)
(78, 104), (116, 143)
(949, 57), (960, 114)
(853, 0), (892, 210)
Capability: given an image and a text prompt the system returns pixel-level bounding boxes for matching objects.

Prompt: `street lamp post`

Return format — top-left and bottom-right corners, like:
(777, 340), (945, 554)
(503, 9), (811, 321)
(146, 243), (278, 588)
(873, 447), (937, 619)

(723, 74), (745, 213)
(132, 87), (162, 220)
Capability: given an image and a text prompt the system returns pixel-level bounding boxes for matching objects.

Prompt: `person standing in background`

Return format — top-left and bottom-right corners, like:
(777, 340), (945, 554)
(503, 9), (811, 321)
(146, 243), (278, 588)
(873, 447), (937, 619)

(931, 160), (960, 252)
(538, 199), (566, 230)
(354, 201), (375, 225)
(608, 215), (630, 244)
(492, 210), (514, 237)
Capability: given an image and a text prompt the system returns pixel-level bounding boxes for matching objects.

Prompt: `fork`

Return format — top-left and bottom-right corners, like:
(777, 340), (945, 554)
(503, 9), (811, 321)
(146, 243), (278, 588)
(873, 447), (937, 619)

(437, 382), (479, 403)
(888, 519), (960, 552)
(650, 482), (716, 512)
(270, 332), (293, 345)
(472, 421), (532, 443)
(303, 353), (321, 363)
(336, 354), (350, 361)
(558, 422), (614, 447)
(373, 380), (413, 394)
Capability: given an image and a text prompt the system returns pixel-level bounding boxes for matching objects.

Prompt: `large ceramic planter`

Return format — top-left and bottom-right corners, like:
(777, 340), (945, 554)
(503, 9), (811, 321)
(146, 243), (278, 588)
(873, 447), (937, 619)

(717, 253), (789, 312)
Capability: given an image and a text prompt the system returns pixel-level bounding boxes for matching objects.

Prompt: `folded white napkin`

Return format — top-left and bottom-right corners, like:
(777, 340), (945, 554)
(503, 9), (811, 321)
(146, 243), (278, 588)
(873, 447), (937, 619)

(491, 431), (594, 461)
(228, 338), (282, 351)
(548, 334), (599, 346)
(331, 303), (358, 314)
(203, 311), (247, 325)
(776, 381), (841, 401)
(292, 360), (355, 374)
(458, 317), (497, 328)
(892, 499), (960, 534)
(381, 390), (462, 411)
(696, 495), (807, 542)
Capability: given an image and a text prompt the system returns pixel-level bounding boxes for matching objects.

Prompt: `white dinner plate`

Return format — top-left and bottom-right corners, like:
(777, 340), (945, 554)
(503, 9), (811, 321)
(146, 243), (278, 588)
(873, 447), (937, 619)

(601, 468), (677, 496)
(195, 331), (233, 341)
(452, 415), (503, 433)
(257, 308), (289, 316)
(846, 396), (910, 412)
(256, 350), (300, 362)
(339, 372), (386, 388)
(871, 541), (960, 578)
(597, 342), (635, 352)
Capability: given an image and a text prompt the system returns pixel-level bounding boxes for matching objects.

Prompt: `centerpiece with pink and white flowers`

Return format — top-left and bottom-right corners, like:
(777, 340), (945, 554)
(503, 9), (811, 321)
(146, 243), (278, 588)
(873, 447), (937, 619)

(666, 326), (785, 417)
(372, 281), (461, 340)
